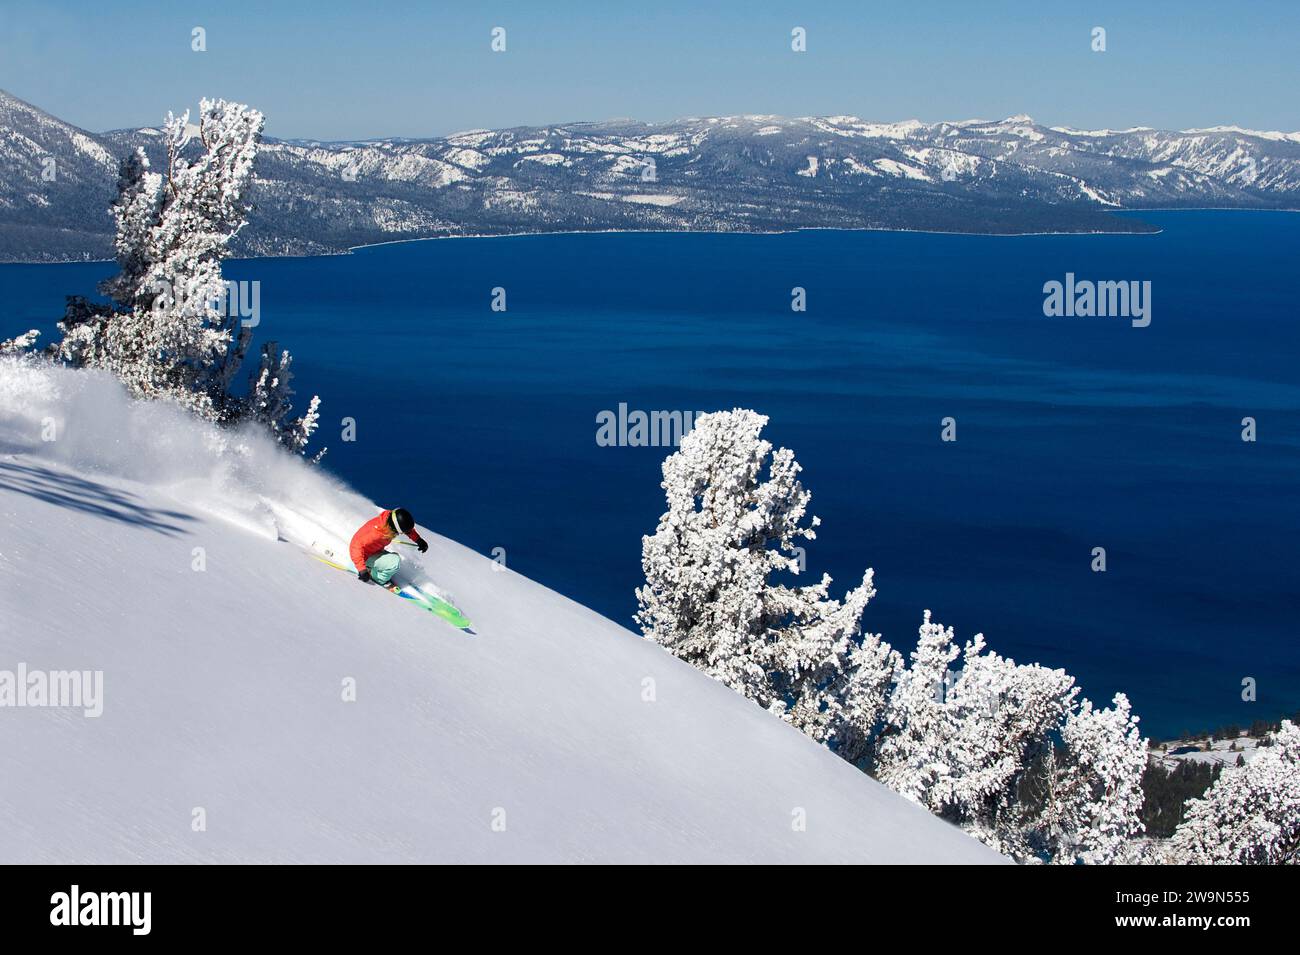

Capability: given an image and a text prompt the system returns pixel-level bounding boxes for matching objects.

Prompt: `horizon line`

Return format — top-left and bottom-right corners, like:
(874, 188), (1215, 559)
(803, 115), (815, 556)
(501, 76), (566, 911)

(4, 89), (1300, 144)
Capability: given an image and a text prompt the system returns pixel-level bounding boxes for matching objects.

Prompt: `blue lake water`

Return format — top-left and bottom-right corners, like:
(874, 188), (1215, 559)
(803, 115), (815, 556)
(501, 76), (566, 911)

(4, 211), (1298, 739)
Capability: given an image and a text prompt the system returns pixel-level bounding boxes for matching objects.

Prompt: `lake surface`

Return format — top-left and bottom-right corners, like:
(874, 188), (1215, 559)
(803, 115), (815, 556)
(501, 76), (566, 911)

(4, 211), (1298, 739)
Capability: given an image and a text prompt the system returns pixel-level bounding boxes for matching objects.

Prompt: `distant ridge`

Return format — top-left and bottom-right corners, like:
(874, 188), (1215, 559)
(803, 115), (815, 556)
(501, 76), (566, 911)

(2, 89), (1299, 262)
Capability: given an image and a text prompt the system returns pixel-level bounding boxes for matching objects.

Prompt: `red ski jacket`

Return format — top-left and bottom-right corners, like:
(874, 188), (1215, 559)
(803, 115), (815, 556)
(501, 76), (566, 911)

(349, 509), (425, 572)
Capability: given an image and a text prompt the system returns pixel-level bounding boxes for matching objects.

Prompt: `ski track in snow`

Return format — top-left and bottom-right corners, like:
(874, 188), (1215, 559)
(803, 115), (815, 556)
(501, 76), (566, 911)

(0, 360), (1003, 863)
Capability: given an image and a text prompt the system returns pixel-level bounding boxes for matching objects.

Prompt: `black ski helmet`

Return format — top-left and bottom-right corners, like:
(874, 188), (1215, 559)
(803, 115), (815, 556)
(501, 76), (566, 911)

(390, 507), (415, 535)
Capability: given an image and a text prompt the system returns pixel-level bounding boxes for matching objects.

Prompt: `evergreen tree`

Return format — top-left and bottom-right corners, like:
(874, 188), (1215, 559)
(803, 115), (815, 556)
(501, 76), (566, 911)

(1164, 721), (1300, 864)
(634, 410), (1246, 865)
(0, 329), (40, 355)
(1035, 694), (1147, 864)
(52, 99), (321, 452)
(244, 343), (321, 453)
(872, 611), (961, 803)
(636, 410), (897, 754)
(872, 612), (1092, 859)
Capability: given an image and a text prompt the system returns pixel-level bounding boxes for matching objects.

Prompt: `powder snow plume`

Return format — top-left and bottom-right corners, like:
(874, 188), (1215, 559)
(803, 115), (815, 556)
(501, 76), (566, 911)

(0, 357), (363, 553)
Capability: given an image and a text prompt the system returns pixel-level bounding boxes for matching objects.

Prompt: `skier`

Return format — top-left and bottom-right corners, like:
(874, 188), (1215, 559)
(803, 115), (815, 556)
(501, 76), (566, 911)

(349, 507), (428, 589)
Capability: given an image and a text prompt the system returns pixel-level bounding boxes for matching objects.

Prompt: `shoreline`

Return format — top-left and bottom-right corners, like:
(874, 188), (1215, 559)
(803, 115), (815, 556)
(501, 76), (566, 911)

(340, 219), (1164, 254)
(5, 207), (1298, 268)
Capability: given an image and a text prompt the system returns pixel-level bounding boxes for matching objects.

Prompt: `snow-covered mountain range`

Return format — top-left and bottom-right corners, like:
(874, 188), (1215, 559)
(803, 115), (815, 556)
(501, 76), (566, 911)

(3, 88), (1299, 262)
(0, 357), (1004, 863)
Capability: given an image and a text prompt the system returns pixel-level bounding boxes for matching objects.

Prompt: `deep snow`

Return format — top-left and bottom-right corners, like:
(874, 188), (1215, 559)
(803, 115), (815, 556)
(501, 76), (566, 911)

(0, 360), (1002, 863)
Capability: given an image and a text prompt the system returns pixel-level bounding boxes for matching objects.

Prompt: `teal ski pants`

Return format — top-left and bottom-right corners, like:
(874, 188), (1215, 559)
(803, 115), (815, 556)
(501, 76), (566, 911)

(366, 551), (401, 585)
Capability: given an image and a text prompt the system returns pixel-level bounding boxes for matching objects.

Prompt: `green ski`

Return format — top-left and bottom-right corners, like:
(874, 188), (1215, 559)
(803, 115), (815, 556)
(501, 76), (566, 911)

(308, 549), (473, 631)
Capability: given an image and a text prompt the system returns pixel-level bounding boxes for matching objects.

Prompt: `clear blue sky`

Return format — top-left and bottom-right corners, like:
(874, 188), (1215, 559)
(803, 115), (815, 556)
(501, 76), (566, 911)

(2, 0), (1296, 140)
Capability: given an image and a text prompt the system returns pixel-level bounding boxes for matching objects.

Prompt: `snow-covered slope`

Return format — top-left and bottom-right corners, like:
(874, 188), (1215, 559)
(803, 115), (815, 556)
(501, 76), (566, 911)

(0, 361), (1002, 863)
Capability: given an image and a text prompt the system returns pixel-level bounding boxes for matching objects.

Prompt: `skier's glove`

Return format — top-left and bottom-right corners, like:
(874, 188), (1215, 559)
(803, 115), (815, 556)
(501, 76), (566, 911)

(357, 568), (371, 583)
(416, 539), (428, 554)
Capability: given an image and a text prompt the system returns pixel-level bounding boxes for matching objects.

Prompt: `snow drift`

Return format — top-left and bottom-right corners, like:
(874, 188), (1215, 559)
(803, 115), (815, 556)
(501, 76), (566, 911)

(0, 360), (1002, 863)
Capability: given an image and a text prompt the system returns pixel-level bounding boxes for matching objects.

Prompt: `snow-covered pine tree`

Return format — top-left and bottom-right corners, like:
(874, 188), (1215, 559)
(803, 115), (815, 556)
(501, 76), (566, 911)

(147, 103), (263, 411)
(1011, 694), (1147, 864)
(635, 409), (896, 755)
(52, 99), (321, 452)
(768, 569), (901, 762)
(873, 611), (962, 803)
(1163, 720), (1300, 864)
(636, 408), (818, 698)
(872, 612), (1091, 859)
(56, 148), (163, 372)
(57, 105), (256, 413)
(101, 146), (164, 312)
(244, 343), (322, 454)
(940, 634), (1077, 828)
(1053, 694), (1147, 864)
(636, 411), (1154, 862)
(0, 329), (40, 356)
